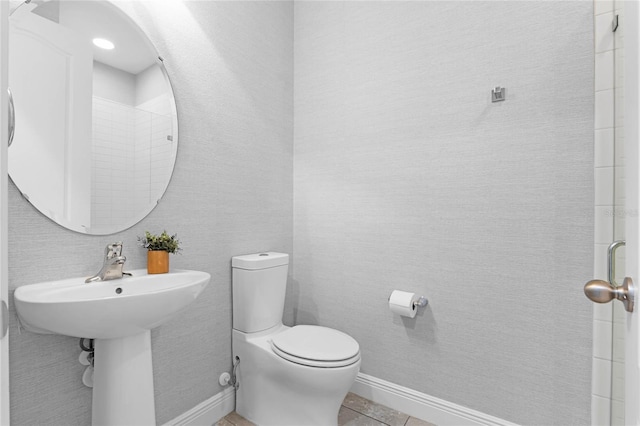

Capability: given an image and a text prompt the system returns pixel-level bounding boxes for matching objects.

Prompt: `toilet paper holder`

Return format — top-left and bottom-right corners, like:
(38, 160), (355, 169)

(388, 291), (429, 318)
(413, 296), (428, 309)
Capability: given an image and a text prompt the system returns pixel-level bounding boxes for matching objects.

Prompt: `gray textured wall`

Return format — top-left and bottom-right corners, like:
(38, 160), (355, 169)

(8, 2), (293, 425)
(292, 2), (594, 425)
(8, 1), (596, 425)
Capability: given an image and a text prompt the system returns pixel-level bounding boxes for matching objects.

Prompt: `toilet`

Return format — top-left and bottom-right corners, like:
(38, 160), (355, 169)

(232, 252), (361, 426)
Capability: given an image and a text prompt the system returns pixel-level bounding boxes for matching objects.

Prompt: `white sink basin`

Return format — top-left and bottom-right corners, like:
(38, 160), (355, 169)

(14, 269), (210, 339)
(14, 267), (211, 425)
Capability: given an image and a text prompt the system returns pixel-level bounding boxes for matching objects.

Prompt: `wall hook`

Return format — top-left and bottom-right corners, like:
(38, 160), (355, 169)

(492, 87), (506, 102)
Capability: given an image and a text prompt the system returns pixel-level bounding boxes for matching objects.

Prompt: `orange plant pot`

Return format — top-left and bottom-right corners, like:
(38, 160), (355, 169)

(147, 250), (169, 274)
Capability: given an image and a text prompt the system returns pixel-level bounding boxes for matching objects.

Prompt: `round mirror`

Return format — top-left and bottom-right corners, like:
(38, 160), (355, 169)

(8, 0), (178, 235)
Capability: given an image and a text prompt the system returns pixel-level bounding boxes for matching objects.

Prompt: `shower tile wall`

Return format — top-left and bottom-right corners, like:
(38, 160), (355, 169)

(592, 1), (625, 425)
(91, 96), (174, 232)
(92, 97), (136, 230)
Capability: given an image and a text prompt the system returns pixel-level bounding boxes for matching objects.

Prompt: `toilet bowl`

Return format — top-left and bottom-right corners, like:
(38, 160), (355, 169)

(231, 252), (361, 426)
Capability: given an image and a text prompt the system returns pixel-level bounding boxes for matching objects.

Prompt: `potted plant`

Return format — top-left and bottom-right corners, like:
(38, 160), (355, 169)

(138, 230), (181, 274)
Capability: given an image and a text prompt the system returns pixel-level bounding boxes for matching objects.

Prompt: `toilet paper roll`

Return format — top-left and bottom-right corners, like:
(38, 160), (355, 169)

(388, 290), (419, 318)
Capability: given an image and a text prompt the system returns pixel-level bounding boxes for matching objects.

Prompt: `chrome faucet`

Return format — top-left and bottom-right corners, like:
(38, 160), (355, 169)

(85, 242), (131, 283)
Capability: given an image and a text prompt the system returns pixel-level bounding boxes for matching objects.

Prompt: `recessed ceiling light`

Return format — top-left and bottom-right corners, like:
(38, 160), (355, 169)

(93, 38), (114, 50)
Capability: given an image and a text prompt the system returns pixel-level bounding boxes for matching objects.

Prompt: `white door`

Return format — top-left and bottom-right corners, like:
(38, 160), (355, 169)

(8, 3), (92, 229)
(0, 1), (9, 425)
(625, 2), (640, 424)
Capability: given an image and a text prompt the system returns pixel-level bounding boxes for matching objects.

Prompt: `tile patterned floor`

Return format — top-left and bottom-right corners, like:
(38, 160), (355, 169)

(216, 392), (436, 426)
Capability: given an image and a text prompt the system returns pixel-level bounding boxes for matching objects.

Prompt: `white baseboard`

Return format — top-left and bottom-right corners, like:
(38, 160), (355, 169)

(350, 373), (518, 426)
(166, 373), (516, 426)
(163, 387), (235, 426)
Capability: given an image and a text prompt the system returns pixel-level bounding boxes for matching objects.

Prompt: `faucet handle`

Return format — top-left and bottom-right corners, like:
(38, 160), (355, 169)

(105, 242), (123, 259)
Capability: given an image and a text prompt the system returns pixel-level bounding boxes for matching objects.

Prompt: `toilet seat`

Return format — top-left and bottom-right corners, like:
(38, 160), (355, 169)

(270, 325), (360, 368)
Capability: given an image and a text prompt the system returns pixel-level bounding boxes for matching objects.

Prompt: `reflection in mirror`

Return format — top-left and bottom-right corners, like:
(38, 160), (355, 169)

(8, 0), (178, 235)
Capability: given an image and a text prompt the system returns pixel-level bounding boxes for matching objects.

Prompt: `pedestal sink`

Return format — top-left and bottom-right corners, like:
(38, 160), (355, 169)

(14, 269), (211, 426)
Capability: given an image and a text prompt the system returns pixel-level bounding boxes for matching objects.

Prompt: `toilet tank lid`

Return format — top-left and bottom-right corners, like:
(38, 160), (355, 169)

(232, 252), (289, 270)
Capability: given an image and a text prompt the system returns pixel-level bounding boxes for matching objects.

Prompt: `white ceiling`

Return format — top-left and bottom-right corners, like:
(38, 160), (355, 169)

(33, 0), (158, 75)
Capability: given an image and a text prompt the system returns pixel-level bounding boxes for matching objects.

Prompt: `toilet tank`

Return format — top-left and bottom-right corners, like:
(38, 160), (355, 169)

(232, 252), (289, 333)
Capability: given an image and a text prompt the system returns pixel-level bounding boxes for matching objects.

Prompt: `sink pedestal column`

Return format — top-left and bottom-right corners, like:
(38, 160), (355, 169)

(92, 331), (156, 425)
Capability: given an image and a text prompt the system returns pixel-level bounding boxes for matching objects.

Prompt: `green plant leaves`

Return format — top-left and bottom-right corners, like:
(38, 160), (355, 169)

(138, 230), (182, 254)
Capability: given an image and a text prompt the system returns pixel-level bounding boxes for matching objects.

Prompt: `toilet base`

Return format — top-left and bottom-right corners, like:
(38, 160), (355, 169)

(232, 326), (360, 426)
